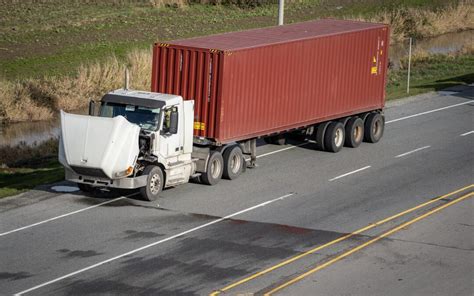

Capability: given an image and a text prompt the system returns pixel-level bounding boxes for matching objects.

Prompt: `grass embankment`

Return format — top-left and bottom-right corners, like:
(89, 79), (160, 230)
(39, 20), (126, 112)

(386, 45), (474, 99)
(0, 0), (472, 122)
(0, 139), (63, 198)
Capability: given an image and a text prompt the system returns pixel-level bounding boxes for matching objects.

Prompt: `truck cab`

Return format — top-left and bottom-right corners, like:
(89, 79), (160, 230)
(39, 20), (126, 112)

(59, 89), (197, 201)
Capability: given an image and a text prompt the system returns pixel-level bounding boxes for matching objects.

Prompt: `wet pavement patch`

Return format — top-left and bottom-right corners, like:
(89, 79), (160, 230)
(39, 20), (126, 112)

(124, 230), (164, 239)
(57, 249), (103, 258)
(36, 212), (366, 295)
(51, 186), (79, 193)
(0, 271), (32, 281)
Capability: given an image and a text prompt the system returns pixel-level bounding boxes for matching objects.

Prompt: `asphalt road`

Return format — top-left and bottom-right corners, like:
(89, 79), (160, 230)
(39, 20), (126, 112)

(1, 85), (473, 296)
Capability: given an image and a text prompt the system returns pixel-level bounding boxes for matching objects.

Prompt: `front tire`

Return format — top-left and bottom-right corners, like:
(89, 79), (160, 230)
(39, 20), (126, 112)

(140, 165), (164, 201)
(222, 146), (244, 180)
(201, 151), (224, 185)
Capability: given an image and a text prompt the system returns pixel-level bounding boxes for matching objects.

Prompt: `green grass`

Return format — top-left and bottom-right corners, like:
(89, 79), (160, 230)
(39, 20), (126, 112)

(386, 54), (474, 100)
(0, 160), (64, 199)
(0, 0), (461, 79)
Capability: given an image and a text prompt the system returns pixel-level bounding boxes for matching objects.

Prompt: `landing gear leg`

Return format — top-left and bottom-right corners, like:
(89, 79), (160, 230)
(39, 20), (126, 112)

(249, 138), (257, 168)
(240, 138), (258, 169)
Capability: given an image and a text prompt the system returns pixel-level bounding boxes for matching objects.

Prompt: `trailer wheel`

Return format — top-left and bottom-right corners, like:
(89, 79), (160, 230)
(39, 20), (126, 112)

(77, 183), (94, 193)
(201, 151), (224, 185)
(324, 122), (345, 153)
(140, 165), (164, 201)
(364, 113), (384, 143)
(344, 117), (364, 148)
(222, 146), (244, 180)
(315, 121), (331, 151)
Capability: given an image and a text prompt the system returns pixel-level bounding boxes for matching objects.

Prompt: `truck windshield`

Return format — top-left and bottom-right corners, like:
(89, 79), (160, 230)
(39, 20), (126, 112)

(100, 102), (161, 131)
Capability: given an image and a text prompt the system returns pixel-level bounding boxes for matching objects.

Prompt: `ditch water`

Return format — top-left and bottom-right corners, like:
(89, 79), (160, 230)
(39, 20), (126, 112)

(0, 30), (472, 147)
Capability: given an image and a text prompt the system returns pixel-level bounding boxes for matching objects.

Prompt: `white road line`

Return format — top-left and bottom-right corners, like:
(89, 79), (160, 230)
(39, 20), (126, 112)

(257, 143), (308, 158)
(386, 101), (472, 124)
(14, 193), (294, 296)
(460, 130), (474, 137)
(328, 166), (371, 182)
(395, 146), (431, 158)
(0, 196), (129, 237)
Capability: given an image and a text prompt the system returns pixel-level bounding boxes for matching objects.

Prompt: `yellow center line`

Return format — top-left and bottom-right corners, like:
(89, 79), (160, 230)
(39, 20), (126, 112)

(265, 192), (474, 295)
(209, 184), (473, 296)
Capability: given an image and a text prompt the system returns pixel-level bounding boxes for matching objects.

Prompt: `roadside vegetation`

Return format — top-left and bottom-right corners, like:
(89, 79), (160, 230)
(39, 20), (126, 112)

(0, 138), (63, 198)
(386, 44), (474, 99)
(1, 0), (472, 123)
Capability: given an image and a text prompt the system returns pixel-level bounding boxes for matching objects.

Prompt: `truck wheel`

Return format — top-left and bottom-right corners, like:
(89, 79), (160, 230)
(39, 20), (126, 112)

(344, 117), (364, 148)
(324, 121), (345, 153)
(140, 165), (164, 201)
(77, 183), (94, 193)
(201, 151), (224, 185)
(364, 113), (384, 143)
(315, 121), (331, 151)
(222, 146), (244, 180)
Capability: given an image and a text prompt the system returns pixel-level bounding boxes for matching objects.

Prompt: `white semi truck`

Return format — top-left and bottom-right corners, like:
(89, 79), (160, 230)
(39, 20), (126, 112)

(59, 89), (242, 201)
(58, 20), (388, 201)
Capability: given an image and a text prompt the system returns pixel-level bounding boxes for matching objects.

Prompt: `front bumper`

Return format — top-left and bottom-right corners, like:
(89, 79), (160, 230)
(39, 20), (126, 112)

(65, 169), (147, 189)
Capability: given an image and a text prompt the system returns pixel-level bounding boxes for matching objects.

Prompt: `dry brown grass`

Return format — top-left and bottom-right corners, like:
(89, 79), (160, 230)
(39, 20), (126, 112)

(350, 2), (474, 42)
(458, 42), (474, 55)
(0, 137), (59, 167)
(0, 49), (152, 122)
(398, 42), (474, 69)
(0, 0), (186, 7)
(1, 2), (472, 123)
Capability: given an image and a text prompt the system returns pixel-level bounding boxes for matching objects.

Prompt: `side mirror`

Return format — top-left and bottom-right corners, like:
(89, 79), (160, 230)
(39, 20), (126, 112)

(169, 109), (178, 134)
(89, 100), (96, 116)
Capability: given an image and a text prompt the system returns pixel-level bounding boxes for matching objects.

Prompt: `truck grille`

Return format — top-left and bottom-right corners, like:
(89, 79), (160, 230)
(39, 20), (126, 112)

(70, 166), (108, 179)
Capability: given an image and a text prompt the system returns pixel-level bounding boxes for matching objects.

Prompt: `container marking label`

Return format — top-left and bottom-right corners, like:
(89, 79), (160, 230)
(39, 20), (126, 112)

(194, 122), (205, 130)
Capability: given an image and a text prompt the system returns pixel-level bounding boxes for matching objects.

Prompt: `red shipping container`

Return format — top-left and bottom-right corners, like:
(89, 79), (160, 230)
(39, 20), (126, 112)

(151, 19), (389, 144)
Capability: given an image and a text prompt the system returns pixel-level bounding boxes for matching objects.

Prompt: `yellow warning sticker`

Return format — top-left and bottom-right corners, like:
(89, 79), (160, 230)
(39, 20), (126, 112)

(373, 56), (376, 63)
(371, 66), (378, 74)
(194, 122), (205, 131)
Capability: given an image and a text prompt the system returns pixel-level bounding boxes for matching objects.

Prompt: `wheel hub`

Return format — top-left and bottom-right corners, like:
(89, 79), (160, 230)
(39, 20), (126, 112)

(149, 173), (161, 195)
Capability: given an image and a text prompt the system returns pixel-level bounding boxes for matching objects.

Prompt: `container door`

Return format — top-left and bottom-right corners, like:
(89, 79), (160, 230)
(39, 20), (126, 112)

(152, 44), (222, 140)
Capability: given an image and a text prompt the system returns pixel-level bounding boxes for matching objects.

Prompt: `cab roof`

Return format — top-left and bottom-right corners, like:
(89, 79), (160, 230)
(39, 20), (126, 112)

(102, 89), (181, 108)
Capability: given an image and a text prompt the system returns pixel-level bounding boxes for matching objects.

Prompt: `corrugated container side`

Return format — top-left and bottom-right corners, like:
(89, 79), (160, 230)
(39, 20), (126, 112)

(152, 23), (389, 144)
(151, 45), (223, 139)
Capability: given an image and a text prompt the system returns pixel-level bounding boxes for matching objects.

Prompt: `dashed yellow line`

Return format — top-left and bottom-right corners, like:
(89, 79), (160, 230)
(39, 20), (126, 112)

(209, 184), (473, 295)
(265, 192), (473, 295)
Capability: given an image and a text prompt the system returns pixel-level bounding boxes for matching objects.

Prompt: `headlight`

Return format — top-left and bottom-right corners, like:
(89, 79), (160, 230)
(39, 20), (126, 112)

(114, 166), (134, 178)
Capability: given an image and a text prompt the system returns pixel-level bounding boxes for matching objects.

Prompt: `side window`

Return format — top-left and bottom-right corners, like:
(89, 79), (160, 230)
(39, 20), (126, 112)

(162, 107), (178, 134)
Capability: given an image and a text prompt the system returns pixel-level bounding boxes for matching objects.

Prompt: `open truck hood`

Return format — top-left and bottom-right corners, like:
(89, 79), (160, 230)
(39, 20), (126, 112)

(58, 111), (140, 179)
